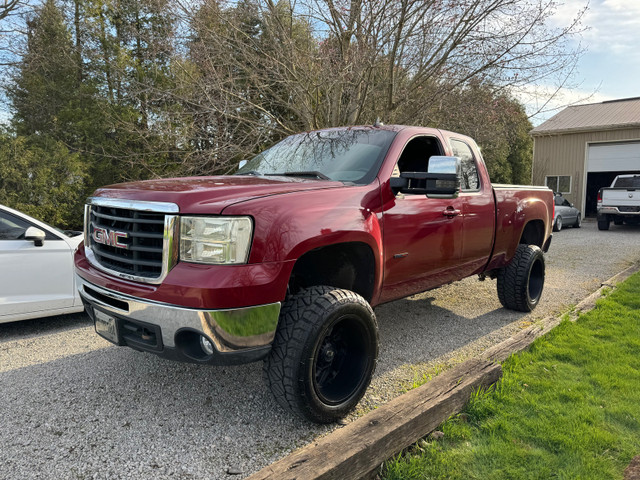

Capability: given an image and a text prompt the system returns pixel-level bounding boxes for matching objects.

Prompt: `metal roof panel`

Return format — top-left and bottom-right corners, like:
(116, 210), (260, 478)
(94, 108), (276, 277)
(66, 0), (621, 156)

(530, 98), (640, 135)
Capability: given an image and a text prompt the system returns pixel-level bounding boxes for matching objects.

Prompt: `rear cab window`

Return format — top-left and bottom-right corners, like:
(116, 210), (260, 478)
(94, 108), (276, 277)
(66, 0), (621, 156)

(613, 176), (640, 188)
(450, 139), (480, 191)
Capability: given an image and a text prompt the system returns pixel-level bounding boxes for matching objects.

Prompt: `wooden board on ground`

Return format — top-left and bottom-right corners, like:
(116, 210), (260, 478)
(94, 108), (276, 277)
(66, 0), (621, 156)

(248, 262), (640, 480)
(247, 359), (502, 480)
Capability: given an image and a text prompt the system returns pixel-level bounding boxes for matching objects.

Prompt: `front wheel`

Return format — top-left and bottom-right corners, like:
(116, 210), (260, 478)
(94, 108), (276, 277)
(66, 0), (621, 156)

(264, 286), (378, 423)
(497, 244), (545, 312)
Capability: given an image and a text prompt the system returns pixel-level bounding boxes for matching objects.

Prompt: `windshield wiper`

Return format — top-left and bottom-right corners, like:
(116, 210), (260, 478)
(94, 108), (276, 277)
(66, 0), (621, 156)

(266, 171), (332, 180)
(234, 170), (262, 176)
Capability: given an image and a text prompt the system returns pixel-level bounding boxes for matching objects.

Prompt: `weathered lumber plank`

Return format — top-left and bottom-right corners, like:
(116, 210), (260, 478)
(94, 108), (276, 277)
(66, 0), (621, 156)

(481, 317), (560, 363)
(247, 359), (502, 480)
(248, 262), (640, 480)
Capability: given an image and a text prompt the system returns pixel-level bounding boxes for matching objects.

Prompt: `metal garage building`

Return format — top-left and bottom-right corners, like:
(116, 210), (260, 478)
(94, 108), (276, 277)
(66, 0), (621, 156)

(530, 97), (640, 217)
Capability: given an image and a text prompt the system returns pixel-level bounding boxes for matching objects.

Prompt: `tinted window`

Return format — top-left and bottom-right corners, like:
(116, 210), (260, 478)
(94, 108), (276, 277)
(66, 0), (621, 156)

(0, 209), (61, 241)
(395, 136), (443, 174)
(0, 211), (32, 240)
(613, 176), (640, 188)
(237, 129), (397, 185)
(450, 139), (479, 190)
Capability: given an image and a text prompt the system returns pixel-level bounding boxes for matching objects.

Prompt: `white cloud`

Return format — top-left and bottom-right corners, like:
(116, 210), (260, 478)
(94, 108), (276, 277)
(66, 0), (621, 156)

(551, 0), (640, 59)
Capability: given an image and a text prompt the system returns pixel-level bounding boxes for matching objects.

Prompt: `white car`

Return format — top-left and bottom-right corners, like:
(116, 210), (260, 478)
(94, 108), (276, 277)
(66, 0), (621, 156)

(0, 204), (85, 323)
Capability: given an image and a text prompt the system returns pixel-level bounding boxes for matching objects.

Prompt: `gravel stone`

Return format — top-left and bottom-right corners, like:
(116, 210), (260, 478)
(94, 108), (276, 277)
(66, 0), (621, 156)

(1, 219), (639, 479)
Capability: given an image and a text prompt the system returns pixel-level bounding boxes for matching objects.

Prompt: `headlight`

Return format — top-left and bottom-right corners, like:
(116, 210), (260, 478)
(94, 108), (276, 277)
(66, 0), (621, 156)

(180, 216), (253, 264)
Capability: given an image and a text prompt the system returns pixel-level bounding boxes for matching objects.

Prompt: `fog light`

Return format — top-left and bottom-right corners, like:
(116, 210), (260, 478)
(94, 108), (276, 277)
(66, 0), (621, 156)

(200, 335), (215, 356)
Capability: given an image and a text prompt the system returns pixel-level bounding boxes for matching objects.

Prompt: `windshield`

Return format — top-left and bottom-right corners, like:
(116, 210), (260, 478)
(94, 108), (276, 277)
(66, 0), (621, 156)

(236, 129), (397, 184)
(613, 176), (640, 188)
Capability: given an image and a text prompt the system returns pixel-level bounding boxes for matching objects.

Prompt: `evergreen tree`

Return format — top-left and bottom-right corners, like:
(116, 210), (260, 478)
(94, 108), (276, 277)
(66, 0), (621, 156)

(10, 0), (81, 142)
(0, 131), (87, 229)
(79, 0), (181, 181)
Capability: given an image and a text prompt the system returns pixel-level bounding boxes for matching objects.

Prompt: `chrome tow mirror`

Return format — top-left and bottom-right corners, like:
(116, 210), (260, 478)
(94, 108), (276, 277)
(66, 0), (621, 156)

(390, 156), (461, 198)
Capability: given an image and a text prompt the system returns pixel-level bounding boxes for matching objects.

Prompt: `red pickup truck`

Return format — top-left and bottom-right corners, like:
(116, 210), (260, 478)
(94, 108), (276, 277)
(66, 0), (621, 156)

(75, 125), (553, 423)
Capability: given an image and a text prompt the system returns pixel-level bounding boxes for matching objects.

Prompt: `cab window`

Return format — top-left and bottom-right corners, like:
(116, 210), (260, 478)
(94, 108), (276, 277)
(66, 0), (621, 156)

(554, 195), (571, 207)
(450, 139), (480, 191)
(393, 136), (444, 176)
(392, 136), (444, 191)
(0, 210), (60, 241)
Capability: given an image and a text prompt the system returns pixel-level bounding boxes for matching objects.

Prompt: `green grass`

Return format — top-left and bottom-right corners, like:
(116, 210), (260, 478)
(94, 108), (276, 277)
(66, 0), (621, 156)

(383, 272), (640, 480)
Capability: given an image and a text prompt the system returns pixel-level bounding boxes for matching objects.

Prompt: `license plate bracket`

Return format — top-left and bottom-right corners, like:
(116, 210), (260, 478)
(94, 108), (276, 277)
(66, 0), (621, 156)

(94, 310), (120, 344)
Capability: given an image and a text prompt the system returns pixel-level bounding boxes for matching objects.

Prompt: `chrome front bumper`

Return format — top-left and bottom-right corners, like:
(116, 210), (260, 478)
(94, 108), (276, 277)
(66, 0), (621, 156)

(77, 275), (281, 365)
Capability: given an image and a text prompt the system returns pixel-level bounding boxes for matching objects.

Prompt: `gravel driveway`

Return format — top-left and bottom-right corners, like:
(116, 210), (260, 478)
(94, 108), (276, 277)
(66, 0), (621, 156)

(2, 219), (639, 479)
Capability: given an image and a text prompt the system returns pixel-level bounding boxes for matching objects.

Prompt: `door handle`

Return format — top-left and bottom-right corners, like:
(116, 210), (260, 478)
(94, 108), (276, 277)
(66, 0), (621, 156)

(442, 207), (461, 218)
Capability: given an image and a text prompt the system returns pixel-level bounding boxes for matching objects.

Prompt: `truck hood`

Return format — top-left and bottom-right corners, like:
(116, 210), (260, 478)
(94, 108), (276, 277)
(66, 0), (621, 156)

(92, 175), (346, 214)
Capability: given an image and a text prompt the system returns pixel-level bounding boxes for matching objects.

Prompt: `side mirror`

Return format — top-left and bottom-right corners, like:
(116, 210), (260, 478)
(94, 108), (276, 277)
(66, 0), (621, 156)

(238, 160), (248, 170)
(25, 226), (46, 247)
(391, 156), (461, 198)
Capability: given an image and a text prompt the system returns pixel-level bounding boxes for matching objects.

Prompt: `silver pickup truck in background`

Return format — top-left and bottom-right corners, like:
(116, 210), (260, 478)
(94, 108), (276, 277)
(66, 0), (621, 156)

(597, 174), (640, 230)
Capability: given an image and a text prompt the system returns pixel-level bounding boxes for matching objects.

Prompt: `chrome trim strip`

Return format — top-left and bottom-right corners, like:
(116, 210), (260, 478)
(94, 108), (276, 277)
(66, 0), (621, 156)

(83, 204), (91, 244)
(87, 197), (179, 214)
(77, 275), (280, 352)
(84, 198), (180, 285)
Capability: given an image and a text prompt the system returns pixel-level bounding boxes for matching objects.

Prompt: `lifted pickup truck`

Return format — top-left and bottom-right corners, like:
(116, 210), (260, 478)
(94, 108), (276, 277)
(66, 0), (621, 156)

(75, 125), (553, 423)
(597, 174), (640, 230)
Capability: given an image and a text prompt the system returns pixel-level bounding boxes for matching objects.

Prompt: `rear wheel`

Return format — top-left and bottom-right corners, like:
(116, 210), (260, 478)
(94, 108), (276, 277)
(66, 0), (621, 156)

(597, 215), (610, 230)
(553, 216), (562, 232)
(497, 244), (545, 312)
(264, 286), (378, 423)
(573, 214), (581, 228)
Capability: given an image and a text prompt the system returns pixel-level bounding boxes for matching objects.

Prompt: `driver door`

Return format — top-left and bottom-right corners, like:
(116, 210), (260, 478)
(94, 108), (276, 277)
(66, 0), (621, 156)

(381, 135), (463, 303)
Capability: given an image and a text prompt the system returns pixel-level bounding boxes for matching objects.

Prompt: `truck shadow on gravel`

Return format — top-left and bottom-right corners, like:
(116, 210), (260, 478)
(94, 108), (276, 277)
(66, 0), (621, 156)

(373, 294), (527, 377)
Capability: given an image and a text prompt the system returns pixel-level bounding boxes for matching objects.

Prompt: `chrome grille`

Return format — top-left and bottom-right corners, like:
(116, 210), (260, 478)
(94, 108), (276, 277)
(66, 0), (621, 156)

(85, 198), (179, 284)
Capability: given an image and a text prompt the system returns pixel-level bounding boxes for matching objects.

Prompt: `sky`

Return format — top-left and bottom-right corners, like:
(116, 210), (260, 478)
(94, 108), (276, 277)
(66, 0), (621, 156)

(523, 0), (640, 126)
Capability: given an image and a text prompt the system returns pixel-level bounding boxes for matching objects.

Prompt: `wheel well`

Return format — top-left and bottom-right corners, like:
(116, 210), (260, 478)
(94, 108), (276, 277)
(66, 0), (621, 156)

(289, 243), (376, 302)
(519, 220), (545, 248)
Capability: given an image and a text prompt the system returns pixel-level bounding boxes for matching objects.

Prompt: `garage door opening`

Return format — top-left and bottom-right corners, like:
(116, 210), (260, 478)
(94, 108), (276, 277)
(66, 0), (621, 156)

(586, 141), (640, 216)
(586, 171), (640, 216)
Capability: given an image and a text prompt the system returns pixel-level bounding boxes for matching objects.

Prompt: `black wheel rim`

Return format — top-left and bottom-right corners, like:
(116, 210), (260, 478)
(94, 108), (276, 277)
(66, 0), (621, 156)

(312, 314), (372, 405)
(528, 257), (544, 304)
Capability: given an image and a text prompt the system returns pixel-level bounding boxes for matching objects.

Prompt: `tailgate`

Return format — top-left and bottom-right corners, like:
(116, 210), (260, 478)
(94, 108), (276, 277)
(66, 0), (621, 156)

(602, 188), (640, 208)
